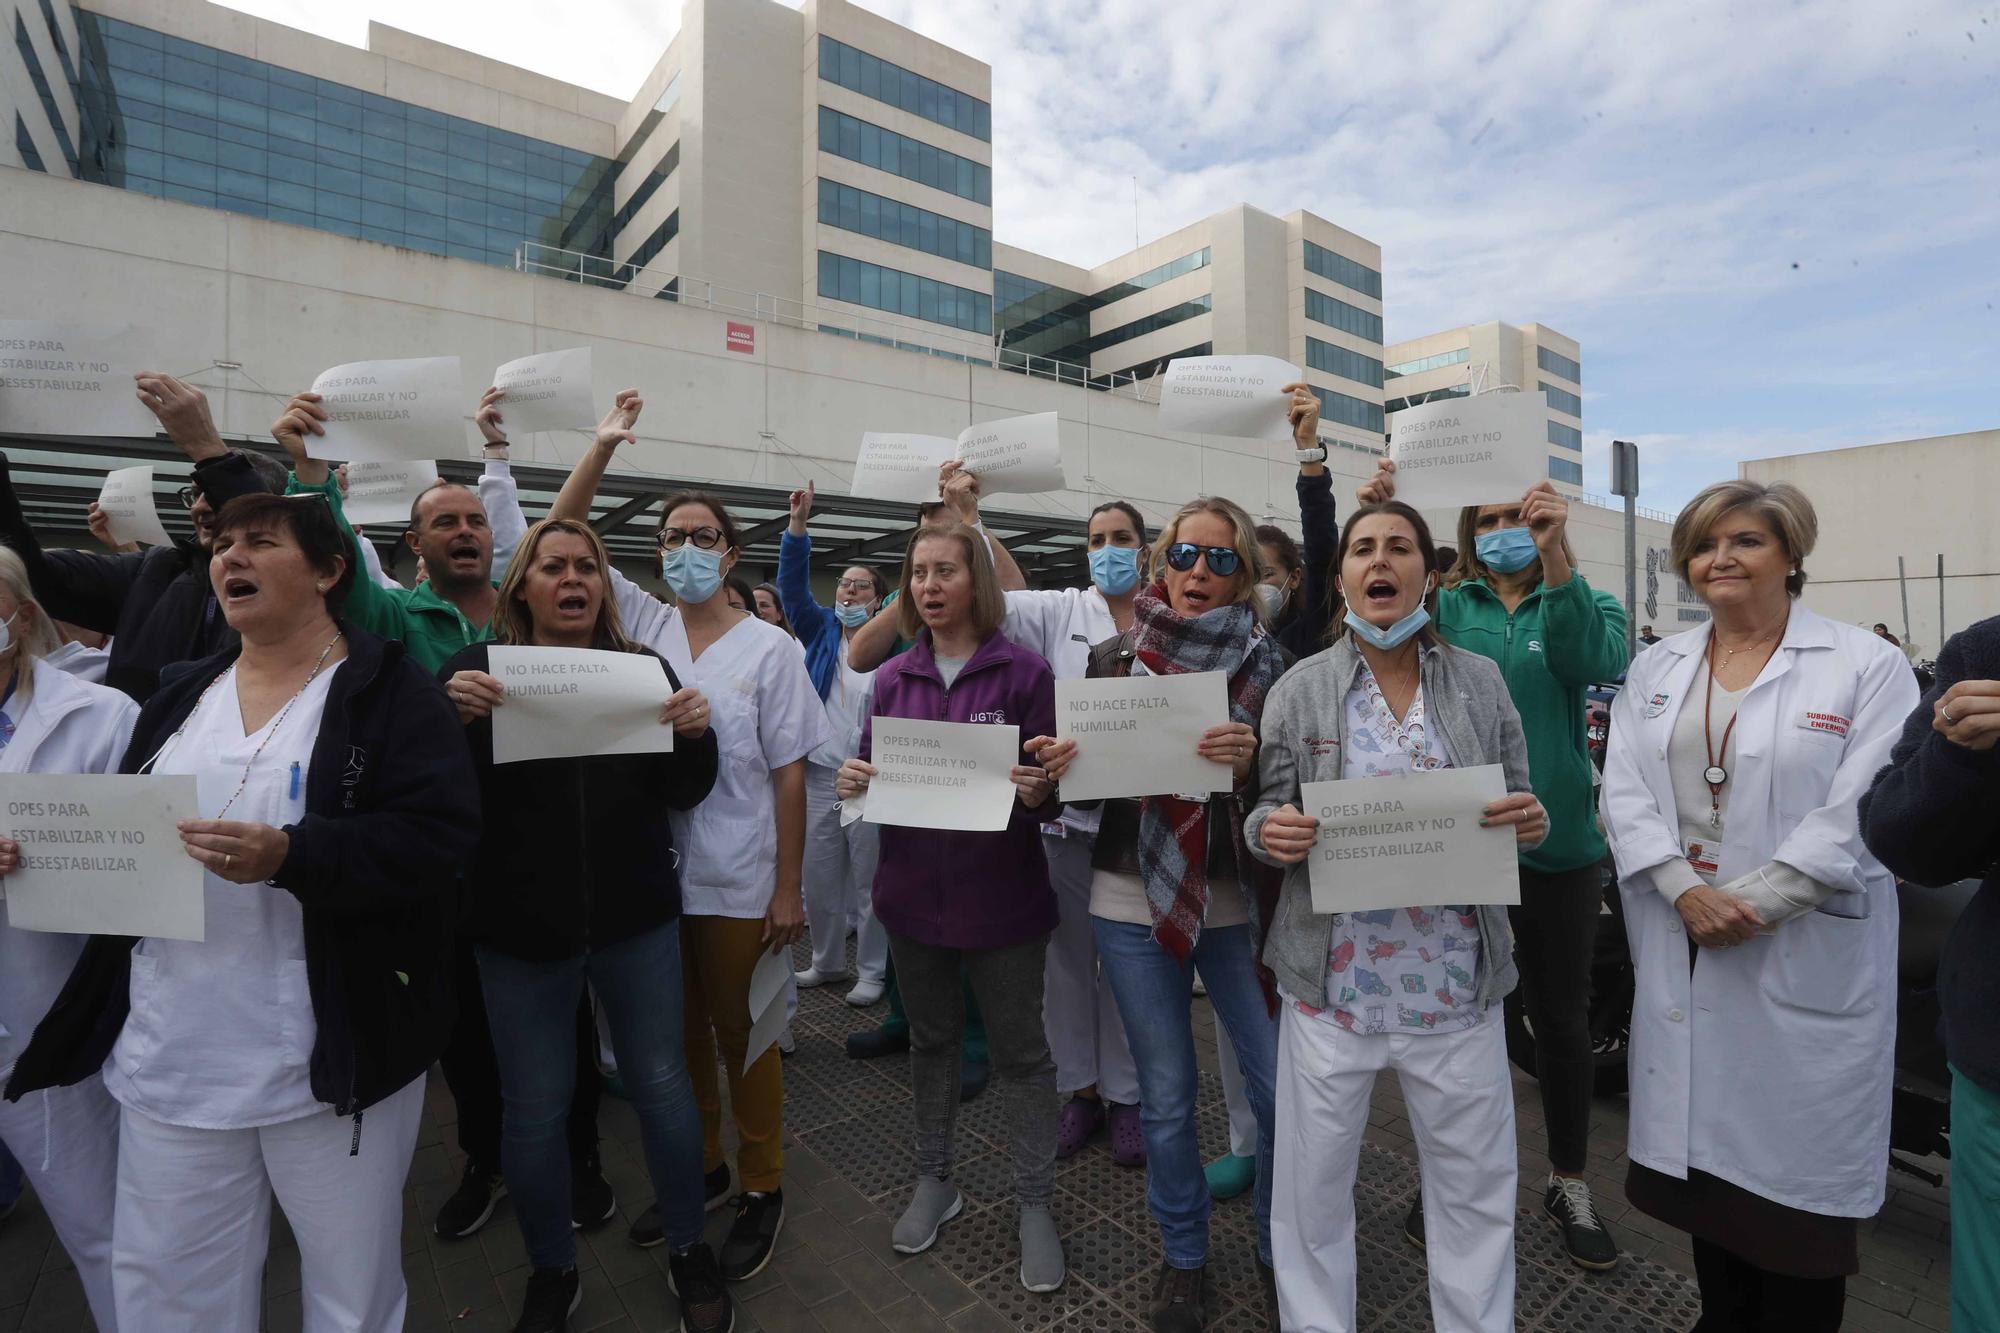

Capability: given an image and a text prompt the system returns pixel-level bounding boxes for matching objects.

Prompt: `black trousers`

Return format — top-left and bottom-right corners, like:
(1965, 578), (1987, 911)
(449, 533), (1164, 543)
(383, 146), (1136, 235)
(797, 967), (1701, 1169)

(1692, 1238), (1846, 1332)
(439, 936), (601, 1171)
(1506, 862), (1603, 1173)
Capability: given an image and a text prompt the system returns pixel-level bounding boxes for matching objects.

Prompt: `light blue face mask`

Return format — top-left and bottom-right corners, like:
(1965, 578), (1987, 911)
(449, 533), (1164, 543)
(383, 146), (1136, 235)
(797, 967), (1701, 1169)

(1088, 544), (1142, 596)
(661, 546), (725, 604)
(1345, 604), (1431, 650)
(834, 601), (873, 628)
(1475, 526), (1539, 574)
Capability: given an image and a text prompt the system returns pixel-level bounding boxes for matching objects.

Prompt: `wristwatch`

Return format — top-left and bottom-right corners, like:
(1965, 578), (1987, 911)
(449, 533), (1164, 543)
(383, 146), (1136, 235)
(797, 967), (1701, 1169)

(1294, 446), (1327, 465)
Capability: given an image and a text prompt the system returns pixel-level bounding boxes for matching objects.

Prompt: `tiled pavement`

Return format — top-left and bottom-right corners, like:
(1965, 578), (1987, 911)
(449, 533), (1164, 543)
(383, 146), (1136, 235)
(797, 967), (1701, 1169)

(2, 939), (1956, 1332)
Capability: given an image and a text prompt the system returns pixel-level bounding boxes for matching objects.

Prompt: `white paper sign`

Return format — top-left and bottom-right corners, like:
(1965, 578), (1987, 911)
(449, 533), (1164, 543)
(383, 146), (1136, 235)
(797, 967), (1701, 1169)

(0, 322), (158, 437)
(1387, 390), (1549, 509)
(1054, 671), (1231, 802)
(742, 950), (792, 1074)
(340, 459), (438, 527)
(1300, 765), (1519, 914)
(0, 774), (204, 940)
(851, 433), (956, 504)
(308, 356), (465, 464)
(96, 466), (171, 547)
(956, 412), (1066, 495)
(1157, 355), (1302, 442)
(863, 717), (1020, 832)
(491, 347), (596, 437)
(487, 646), (673, 765)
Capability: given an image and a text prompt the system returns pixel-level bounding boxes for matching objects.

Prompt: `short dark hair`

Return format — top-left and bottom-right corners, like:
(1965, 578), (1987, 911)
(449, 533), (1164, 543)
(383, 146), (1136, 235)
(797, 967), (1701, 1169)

(659, 490), (742, 551)
(1088, 500), (1149, 544)
(915, 500), (951, 527)
(724, 575), (756, 612)
(1254, 523), (1300, 578)
(237, 448), (290, 494)
(213, 492), (356, 615)
(1328, 501), (1441, 646)
(407, 478), (477, 531)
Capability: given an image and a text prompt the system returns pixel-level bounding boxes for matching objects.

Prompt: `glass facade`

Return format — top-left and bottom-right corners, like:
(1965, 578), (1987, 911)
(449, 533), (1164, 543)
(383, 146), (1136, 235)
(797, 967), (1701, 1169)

(1536, 345), (1581, 384)
(1096, 248), (1209, 305)
(993, 271), (1098, 380)
(1084, 294), (1210, 357)
(1386, 347), (1469, 378)
(818, 35), (990, 142)
(817, 178), (990, 269)
(69, 13), (617, 272)
(1548, 456), (1583, 485)
(1304, 288), (1383, 344)
(817, 106), (990, 205)
(1384, 384), (1470, 415)
(817, 250), (992, 334)
(1311, 386), (1385, 435)
(36, 0), (76, 89)
(15, 113), (46, 171)
(1547, 420), (1583, 451)
(1305, 336), (1384, 389)
(611, 142), (677, 236)
(15, 13), (76, 173)
(1303, 240), (1382, 299)
(1541, 382), (1583, 417)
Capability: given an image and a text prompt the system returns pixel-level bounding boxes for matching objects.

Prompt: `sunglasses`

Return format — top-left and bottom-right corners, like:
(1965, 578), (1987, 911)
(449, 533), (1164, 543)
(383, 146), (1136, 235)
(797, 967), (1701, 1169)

(176, 484), (202, 509)
(1163, 543), (1242, 577)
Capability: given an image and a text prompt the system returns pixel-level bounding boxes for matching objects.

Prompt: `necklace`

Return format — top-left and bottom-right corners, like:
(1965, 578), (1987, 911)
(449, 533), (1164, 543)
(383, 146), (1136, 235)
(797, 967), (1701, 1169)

(1699, 619), (1782, 829)
(140, 630), (345, 818)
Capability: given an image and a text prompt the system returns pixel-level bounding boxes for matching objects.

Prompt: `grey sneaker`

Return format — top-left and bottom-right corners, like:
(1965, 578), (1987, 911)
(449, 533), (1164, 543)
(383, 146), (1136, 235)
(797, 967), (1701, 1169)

(1018, 1204), (1065, 1292)
(890, 1177), (963, 1255)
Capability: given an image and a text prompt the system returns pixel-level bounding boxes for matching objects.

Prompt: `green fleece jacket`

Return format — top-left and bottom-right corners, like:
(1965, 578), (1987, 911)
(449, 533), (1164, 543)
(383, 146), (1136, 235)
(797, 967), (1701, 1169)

(1435, 573), (1628, 873)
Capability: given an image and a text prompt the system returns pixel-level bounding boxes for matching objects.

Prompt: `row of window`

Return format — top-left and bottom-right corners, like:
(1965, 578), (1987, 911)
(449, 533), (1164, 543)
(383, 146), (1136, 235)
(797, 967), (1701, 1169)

(1383, 384), (1470, 415)
(612, 142), (677, 236)
(1305, 336), (1384, 390)
(992, 271), (1098, 366)
(1541, 382), (1583, 417)
(36, 0), (75, 90)
(818, 34), (990, 142)
(1549, 457), (1583, 485)
(15, 14), (77, 173)
(1310, 386), (1386, 435)
(817, 251), (993, 335)
(817, 177), (991, 270)
(1096, 248), (1210, 305)
(1303, 240), (1382, 300)
(1386, 347), (1469, 378)
(1536, 344), (1581, 384)
(1547, 420), (1583, 451)
(1304, 288), (1383, 345)
(15, 114), (46, 171)
(816, 106), (990, 206)
(1082, 294), (1211, 357)
(618, 209), (679, 285)
(610, 71), (679, 205)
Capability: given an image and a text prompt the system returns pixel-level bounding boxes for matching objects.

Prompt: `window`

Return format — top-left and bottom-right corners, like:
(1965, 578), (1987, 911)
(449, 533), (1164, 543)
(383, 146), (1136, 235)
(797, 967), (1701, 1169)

(1384, 385), (1470, 415)
(36, 0), (76, 88)
(1385, 347), (1469, 378)
(612, 141), (677, 235)
(1304, 288), (1383, 344)
(817, 178), (991, 269)
(818, 251), (992, 334)
(1547, 420), (1582, 451)
(1095, 248), (1209, 304)
(818, 34), (990, 141)
(1305, 336), (1384, 389)
(15, 13), (76, 173)
(1536, 345), (1581, 384)
(1083, 295), (1211, 357)
(1548, 456), (1583, 485)
(15, 114), (46, 171)
(1303, 240), (1381, 299)
(817, 106), (990, 205)
(618, 209), (678, 285)
(1310, 386), (1385, 435)
(1541, 382), (1583, 417)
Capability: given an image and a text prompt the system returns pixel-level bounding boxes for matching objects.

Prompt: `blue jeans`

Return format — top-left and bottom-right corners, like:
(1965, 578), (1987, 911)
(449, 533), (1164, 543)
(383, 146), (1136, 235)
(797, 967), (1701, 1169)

(1094, 918), (1277, 1267)
(476, 923), (705, 1269)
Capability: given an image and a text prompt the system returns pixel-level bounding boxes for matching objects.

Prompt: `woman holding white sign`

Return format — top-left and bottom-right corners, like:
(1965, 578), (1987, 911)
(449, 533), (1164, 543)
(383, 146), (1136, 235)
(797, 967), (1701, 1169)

(834, 521), (1068, 1293)
(0, 548), (137, 1331)
(1030, 495), (1290, 1331)
(547, 422), (823, 1285)
(440, 517), (735, 1333)
(1248, 499), (1547, 1333)
(7, 493), (482, 1333)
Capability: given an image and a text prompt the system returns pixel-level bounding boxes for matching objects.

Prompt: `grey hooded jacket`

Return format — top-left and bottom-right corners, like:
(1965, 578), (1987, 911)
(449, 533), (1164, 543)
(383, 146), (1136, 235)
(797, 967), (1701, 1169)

(1246, 635), (1538, 1012)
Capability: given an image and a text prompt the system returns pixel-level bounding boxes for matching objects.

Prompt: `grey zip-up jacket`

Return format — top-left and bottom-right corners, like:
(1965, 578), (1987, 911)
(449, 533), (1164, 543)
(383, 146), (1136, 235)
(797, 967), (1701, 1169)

(1246, 635), (1537, 1012)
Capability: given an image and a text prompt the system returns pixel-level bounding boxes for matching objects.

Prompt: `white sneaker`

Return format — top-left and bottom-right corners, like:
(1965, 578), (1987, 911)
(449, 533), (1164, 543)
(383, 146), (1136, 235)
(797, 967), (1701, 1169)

(845, 978), (886, 1006)
(794, 967), (851, 988)
(778, 1027), (796, 1055)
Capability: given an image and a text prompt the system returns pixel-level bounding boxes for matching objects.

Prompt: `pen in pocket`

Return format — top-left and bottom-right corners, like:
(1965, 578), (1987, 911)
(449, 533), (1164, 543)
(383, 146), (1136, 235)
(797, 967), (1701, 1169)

(289, 761), (301, 801)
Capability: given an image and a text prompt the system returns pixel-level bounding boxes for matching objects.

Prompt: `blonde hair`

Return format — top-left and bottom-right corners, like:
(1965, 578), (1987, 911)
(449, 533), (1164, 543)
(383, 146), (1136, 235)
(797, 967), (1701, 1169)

(895, 524), (1007, 641)
(494, 519), (638, 652)
(1149, 496), (1265, 620)
(0, 545), (61, 703)
(1671, 480), (1817, 599)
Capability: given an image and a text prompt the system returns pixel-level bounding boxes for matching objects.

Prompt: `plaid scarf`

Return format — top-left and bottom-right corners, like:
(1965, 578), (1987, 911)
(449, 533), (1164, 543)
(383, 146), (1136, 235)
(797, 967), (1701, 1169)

(1130, 582), (1287, 972)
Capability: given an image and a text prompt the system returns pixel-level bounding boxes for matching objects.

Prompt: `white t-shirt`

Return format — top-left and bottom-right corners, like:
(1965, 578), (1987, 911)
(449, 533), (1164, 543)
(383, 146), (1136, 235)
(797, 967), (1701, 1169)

(612, 572), (826, 918)
(807, 634), (874, 771)
(106, 663), (338, 1129)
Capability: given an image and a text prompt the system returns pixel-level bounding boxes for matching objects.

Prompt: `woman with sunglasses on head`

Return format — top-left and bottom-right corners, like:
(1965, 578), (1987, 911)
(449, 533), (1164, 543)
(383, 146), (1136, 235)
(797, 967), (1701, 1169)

(1031, 496), (1290, 1332)
(547, 412), (824, 1296)
(777, 481), (890, 1006)
(1249, 499), (1546, 1333)
(1356, 458), (1629, 1269)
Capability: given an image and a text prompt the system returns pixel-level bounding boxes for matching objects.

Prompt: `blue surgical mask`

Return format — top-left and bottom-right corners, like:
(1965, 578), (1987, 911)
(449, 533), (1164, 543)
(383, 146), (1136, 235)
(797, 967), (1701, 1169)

(661, 546), (725, 604)
(1475, 526), (1539, 575)
(1088, 545), (1141, 596)
(834, 601), (872, 628)
(1345, 604), (1431, 650)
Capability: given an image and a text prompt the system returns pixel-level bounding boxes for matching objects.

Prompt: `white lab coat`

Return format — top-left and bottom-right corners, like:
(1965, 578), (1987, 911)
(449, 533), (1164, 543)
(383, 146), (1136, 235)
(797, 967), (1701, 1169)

(1001, 585), (1116, 838)
(1600, 605), (1918, 1216)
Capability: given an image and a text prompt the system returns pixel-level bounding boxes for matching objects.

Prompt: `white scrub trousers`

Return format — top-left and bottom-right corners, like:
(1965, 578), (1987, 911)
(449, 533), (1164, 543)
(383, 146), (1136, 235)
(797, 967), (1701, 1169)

(110, 1074), (425, 1333)
(1271, 1008), (1516, 1333)
(0, 1079), (121, 1330)
(1213, 1017), (1258, 1159)
(803, 762), (887, 983)
(1041, 829), (1139, 1102)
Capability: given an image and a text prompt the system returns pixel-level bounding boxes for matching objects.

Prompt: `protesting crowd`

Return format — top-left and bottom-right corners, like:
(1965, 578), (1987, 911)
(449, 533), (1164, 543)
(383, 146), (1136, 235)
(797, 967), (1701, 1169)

(0, 366), (1992, 1333)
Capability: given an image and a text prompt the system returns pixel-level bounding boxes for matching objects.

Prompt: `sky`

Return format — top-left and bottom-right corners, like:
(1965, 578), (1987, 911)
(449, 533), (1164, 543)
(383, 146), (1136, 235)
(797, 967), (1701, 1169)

(216, 0), (1998, 511)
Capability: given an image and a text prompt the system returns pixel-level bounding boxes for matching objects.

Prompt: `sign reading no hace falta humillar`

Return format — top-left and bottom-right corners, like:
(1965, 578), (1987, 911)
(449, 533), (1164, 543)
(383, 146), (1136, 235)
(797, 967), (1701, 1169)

(1387, 389), (1549, 509)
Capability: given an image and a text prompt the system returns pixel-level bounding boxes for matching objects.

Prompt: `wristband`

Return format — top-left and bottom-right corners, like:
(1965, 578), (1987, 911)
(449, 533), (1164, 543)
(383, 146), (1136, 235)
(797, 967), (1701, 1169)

(1294, 446), (1327, 465)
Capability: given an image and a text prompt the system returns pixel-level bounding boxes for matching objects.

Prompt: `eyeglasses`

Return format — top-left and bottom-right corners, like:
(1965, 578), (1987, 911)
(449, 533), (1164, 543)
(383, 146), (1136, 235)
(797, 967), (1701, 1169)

(176, 485), (202, 509)
(1164, 543), (1242, 577)
(834, 577), (876, 593)
(658, 526), (725, 551)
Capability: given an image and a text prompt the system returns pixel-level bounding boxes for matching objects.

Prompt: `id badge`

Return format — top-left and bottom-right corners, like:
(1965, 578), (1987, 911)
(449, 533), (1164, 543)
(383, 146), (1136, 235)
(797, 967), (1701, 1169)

(1684, 839), (1719, 878)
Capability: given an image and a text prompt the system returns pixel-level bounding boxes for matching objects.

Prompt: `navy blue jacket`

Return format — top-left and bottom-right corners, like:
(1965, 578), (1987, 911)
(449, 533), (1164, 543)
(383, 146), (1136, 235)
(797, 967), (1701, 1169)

(6, 624), (482, 1115)
(1273, 469), (1337, 658)
(1860, 616), (2000, 1096)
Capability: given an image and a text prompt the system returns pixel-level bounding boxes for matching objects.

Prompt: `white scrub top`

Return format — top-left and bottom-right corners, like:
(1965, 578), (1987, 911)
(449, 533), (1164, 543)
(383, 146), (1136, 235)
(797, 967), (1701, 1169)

(807, 635), (874, 771)
(105, 663), (338, 1129)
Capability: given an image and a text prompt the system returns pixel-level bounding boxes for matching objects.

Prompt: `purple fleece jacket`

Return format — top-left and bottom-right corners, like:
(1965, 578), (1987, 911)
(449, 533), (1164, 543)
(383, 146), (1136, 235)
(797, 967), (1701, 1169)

(862, 626), (1062, 949)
